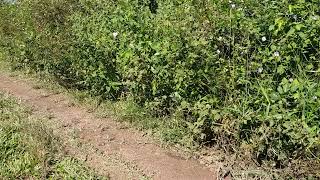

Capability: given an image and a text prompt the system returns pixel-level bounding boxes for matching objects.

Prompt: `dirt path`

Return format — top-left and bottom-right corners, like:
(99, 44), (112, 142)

(0, 73), (217, 180)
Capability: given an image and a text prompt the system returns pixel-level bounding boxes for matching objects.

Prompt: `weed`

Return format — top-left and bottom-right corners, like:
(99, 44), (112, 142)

(0, 0), (319, 178)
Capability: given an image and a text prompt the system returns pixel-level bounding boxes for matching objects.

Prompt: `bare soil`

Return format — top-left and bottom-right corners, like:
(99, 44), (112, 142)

(0, 73), (217, 180)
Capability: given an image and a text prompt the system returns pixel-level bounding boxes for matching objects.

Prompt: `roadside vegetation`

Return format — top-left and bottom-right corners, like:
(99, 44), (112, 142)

(1, 0), (319, 179)
(0, 93), (106, 179)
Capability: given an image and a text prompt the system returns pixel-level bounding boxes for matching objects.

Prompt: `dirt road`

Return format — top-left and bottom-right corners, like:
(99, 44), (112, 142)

(0, 73), (216, 180)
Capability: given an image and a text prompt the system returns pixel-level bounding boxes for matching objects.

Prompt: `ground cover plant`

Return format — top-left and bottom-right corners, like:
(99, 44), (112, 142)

(1, 0), (319, 178)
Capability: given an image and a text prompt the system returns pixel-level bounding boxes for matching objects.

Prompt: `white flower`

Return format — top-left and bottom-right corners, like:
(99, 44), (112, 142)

(257, 67), (263, 73)
(313, 96), (318, 100)
(261, 36), (267, 42)
(112, 32), (118, 38)
(231, 4), (236, 8)
(274, 51), (280, 57)
(217, 50), (221, 54)
(289, 78), (294, 82)
(293, 15), (297, 20)
(241, 50), (248, 55)
(218, 36), (223, 41)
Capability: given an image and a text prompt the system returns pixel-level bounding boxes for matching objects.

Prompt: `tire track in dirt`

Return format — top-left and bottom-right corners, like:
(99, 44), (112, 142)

(0, 73), (216, 180)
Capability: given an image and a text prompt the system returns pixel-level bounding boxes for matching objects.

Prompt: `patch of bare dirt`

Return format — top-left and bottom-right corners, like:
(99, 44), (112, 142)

(0, 74), (217, 180)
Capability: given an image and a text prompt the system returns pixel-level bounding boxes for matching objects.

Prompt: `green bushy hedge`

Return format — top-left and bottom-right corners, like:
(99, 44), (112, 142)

(1, 0), (320, 172)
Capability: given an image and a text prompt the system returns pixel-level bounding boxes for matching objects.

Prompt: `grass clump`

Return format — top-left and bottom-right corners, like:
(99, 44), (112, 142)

(0, 93), (106, 179)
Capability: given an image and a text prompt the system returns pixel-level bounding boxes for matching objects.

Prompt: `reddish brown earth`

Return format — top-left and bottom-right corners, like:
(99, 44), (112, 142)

(0, 73), (217, 180)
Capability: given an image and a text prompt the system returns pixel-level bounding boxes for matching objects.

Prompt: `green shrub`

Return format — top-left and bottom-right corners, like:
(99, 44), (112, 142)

(1, 0), (319, 174)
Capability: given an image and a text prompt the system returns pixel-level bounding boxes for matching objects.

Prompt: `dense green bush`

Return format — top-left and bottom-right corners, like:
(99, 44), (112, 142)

(1, 0), (319, 173)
